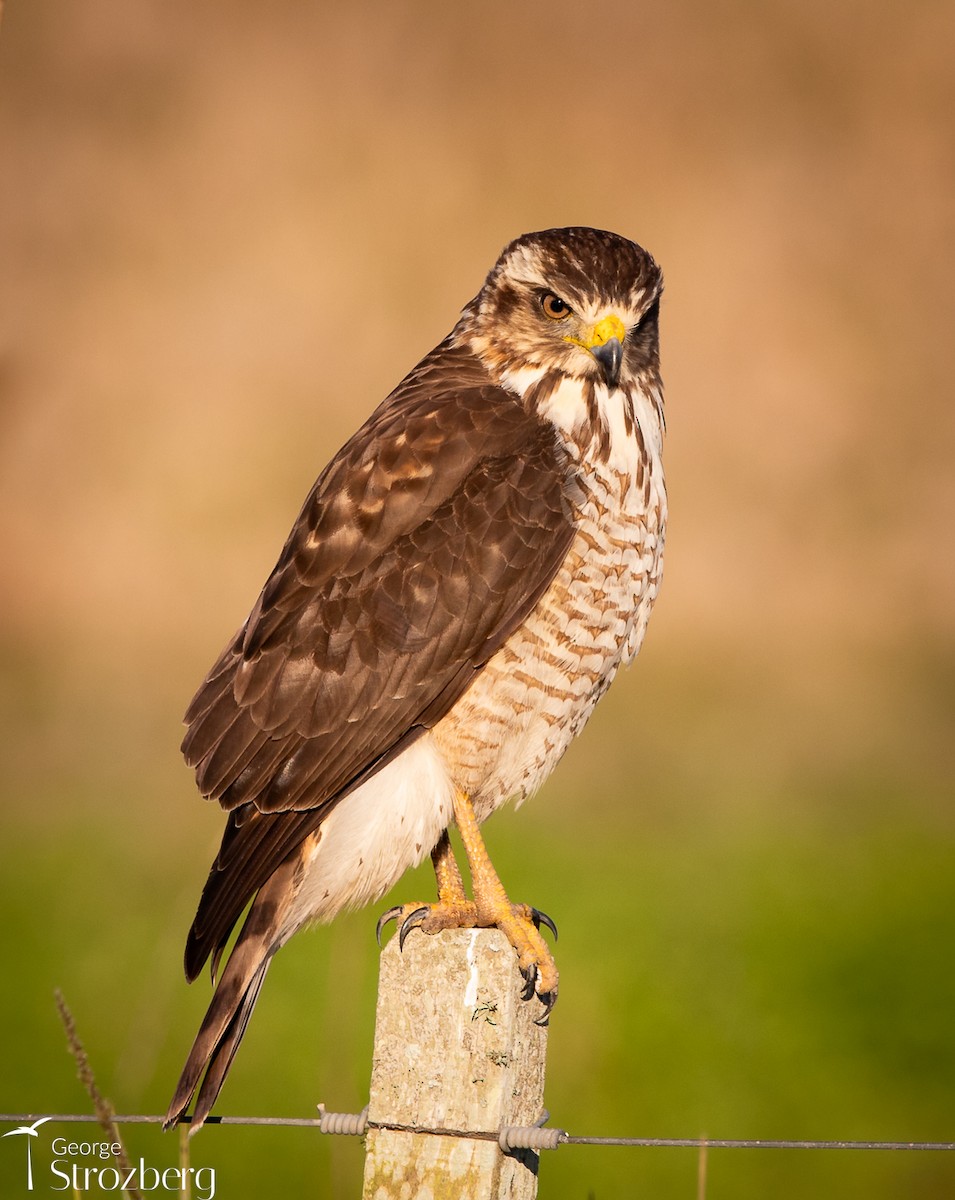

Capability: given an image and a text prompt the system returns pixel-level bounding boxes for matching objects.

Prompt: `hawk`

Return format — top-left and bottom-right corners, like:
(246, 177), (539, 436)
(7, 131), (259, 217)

(165, 227), (666, 1131)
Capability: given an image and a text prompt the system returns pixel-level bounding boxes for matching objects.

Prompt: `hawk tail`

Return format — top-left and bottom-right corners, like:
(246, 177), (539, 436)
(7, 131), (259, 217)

(164, 859), (297, 1134)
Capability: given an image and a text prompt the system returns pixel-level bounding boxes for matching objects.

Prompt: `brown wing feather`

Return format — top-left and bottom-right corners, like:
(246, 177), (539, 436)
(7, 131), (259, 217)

(182, 338), (578, 978)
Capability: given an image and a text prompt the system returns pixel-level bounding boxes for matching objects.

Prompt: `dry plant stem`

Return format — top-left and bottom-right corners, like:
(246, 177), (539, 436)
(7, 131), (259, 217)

(179, 1125), (192, 1200)
(54, 988), (143, 1200)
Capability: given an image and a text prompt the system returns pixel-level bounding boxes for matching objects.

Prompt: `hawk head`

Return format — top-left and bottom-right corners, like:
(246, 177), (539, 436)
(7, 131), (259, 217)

(459, 226), (663, 393)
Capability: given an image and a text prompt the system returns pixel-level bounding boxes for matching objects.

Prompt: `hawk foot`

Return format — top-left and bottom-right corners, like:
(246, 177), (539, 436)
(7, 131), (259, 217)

(376, 899), (558, 1021)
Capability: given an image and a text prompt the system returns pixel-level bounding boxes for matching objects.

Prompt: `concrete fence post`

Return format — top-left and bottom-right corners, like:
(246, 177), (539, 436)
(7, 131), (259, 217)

(361, 927), (550, 1199)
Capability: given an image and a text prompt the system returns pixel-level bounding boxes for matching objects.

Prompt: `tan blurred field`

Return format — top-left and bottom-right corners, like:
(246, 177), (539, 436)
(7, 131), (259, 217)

(1, 2), (953, 1197)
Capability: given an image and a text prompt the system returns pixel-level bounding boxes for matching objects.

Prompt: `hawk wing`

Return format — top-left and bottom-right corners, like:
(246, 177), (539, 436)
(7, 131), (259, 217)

(182, 340), (578, 978)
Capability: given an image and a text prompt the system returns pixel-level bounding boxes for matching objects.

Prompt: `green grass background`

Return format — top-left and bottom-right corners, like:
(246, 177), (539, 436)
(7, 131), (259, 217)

(2, 664), (952, 1198)
(2, 1), (954, 1196)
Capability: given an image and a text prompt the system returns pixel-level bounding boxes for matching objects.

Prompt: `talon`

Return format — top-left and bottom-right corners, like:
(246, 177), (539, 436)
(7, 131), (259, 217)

(531, 907), (558, 942)
(376, 906), (402, 947)
(398, 906), (430, 951)
(535, 991), (557, 1026)
(520, 962), (538, 1000)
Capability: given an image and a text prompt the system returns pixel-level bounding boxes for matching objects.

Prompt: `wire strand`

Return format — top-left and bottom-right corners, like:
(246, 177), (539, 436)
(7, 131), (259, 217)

(2, 1114), (952, 1151)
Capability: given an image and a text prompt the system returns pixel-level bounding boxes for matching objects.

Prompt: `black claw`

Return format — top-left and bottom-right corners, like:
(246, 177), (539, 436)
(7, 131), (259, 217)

(520, 962), (538, 1001)
(375, 906), (402, 947)
(534, 992), (557, 1026)
(530, 907), (558, 942)
(398, 906), (430, 951)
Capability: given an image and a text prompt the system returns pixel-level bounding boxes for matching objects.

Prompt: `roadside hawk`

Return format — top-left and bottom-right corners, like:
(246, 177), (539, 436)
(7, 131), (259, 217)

(165, 227), (666, 1131)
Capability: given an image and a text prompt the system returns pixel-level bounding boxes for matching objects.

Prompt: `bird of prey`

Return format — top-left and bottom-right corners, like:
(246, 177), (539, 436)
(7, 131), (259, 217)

(165, 226), (666, 1132)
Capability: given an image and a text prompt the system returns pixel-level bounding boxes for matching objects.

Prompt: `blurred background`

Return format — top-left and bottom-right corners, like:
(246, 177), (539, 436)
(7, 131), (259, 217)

(1, 1), (953, 1196)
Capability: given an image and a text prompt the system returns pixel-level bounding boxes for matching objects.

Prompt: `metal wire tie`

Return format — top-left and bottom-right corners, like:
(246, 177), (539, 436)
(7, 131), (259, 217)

(315, 1104), (564, 1150)
(499, 1110), (565, 1152)
(316, 1104), (369, 1136)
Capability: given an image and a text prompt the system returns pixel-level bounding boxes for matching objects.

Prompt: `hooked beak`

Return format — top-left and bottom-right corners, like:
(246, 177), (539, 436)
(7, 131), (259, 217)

(565, 313), (626, 388)
(589, 336), (623, 388)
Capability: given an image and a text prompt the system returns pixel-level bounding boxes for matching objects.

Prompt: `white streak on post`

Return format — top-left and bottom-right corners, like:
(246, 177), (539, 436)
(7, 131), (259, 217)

(463, 929), (480, 1009)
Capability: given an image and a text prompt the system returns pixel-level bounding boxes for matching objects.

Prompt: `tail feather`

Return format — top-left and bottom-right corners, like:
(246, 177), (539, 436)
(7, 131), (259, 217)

(164, 858), (298, 1133)
(188, 957), (271, 1130)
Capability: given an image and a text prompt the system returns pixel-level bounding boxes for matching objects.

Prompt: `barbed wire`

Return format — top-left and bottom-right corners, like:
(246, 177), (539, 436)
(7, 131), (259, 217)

(2, 1112), (953, 1153)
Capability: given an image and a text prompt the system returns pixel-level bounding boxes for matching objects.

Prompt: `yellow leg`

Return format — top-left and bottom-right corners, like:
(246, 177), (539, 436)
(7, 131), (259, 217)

(376, 832), (474, 945)
(376, 792), (558, 1017)
(431, 829), (469, 907)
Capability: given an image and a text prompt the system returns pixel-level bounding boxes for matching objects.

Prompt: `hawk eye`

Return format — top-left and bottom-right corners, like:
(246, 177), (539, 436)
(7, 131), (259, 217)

(540, 292), (572, 320)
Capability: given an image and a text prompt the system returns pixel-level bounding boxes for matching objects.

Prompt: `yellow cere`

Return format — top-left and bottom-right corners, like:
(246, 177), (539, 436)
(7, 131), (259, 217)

(564, 313), (626, 350)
